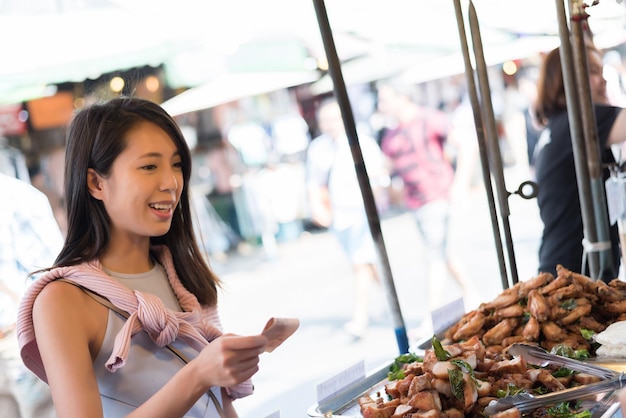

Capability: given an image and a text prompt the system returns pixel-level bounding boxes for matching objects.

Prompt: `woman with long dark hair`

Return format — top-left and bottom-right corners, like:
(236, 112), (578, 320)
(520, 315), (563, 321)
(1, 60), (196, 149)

(17, 97), (266, 417)
(534, 44), (626, 278)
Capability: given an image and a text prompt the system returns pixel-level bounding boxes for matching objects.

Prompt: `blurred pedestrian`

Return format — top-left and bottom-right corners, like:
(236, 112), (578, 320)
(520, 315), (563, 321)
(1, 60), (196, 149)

(533, 43), (626, 278)
(306, 98), (389, 339)
(0, 172), (63, 418)
(376, 79), (470, 312)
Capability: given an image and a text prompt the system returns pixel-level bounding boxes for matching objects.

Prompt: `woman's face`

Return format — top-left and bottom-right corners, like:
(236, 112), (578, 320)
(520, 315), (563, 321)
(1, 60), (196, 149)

(89, 120), (184, 245)
(588, 49), (609, 105)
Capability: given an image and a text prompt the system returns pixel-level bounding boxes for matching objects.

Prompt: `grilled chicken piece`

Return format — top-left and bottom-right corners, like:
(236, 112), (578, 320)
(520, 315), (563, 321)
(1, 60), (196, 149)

(483, 318), (518, 346)
(407, 390), (441, 412)
(495, 303), (524, 319)
(559, 301), (592, 325)
(452, 311), (486, 341)
(408, 373), (433, 397)
(522, 315), (540, 340)
(442, 407), (465, 418)
(491, 407), (522, 418)
(527, 289), (549, 321)
(536, 368), (567, 392)
(480, 287), (520, 311)
(577, 315), (606, 332)
(539, 275), (570, 295)
(546, 283), (583, 304)
(605, 299), (626, 314)
(540, 321), (566, 342)
(518, 272), (553, 296)
(391, 404), (414, 417)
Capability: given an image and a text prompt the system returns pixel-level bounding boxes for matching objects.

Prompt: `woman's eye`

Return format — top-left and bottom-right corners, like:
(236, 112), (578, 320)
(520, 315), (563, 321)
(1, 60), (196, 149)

(173, 161), (183, 170)
(141, 164), (157, 170)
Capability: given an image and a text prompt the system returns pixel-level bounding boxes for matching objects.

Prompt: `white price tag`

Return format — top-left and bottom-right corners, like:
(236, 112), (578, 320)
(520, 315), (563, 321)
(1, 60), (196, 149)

(316, 360), (365, 403)
(431, 298), (465, 335)
(605, 177), (626, 225)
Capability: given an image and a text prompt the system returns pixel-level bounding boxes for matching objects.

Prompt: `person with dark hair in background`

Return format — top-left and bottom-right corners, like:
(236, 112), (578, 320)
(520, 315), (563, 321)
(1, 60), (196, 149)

(533, 44), (626, 278)
(16, 98), (267, 417)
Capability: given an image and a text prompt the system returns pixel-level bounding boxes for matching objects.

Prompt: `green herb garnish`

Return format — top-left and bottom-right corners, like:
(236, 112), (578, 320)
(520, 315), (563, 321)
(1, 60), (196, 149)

(448, 368), (464, 400)
(432, 335), (451, 361)
(450, 359), (481, 388)
(580, 328), (595, 341)
(550, 345), (589, 360)
(546, 401), (592, 418)
(552, 367), (576, 378)
(560, 299), (577, 310)
(387, 352), (422, 381)
(496, 383), (527, 398)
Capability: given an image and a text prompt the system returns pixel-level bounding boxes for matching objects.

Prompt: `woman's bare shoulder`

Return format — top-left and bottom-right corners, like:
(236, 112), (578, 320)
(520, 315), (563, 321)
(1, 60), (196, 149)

(34, 279), (91, 311)
(33, 279), (107, 336)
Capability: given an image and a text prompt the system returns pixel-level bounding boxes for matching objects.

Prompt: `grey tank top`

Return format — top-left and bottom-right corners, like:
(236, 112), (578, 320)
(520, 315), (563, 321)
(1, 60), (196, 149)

(94, 263), (223, 417)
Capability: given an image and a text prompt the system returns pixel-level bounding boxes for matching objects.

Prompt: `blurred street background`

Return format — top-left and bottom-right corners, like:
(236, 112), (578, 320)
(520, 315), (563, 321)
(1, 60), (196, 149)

(212, 166), (544, 417)
(2, 1), (626, 417)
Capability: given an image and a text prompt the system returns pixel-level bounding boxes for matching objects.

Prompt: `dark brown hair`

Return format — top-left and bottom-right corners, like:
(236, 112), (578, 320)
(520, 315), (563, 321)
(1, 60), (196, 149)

(55, 97), (220, 305)
(534, 44), (601, 126)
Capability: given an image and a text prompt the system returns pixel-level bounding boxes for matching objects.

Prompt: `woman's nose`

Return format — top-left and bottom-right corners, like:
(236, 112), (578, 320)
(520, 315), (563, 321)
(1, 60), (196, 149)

(160, 171), (179, 192)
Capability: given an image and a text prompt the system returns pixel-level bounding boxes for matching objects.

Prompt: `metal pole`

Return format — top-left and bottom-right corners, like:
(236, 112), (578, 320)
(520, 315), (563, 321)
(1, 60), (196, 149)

(554, 0), (600, 278)
(452, 0), (510, 290)
(568, 0), (615, 280)
(467, 1), (519, 286)
(312, 0), (409, 354)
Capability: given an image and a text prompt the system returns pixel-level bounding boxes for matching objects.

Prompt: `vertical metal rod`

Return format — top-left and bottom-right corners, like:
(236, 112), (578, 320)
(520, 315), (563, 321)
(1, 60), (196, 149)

(467, 1), (519, 286)
(554, 0), (600, 277)
(452, 0), (510, 290)
(312, 0), (409, 354)
(568, 0), (615, 280)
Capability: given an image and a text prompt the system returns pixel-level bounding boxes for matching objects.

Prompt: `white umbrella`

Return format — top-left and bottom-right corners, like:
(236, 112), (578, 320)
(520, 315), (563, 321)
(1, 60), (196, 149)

(160, 71), (320, 116)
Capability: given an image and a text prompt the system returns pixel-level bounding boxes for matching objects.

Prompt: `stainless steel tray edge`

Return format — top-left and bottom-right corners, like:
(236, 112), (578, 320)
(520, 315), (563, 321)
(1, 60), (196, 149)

(307, 361), (392, 417)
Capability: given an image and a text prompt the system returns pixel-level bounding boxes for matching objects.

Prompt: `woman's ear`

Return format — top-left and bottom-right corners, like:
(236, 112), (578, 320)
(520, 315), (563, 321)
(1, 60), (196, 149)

(87, 168), (104, 200)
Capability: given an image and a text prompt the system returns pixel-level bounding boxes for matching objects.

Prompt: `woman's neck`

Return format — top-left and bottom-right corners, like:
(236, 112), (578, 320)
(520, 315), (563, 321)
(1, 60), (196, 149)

(99, 240), (154, 274)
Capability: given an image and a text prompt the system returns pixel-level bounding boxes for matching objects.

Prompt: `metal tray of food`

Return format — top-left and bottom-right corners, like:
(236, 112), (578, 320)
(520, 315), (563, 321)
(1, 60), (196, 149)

(307, 369), (625, 418)
(307, 344), (626, 418)
(306, 361), (392, 417)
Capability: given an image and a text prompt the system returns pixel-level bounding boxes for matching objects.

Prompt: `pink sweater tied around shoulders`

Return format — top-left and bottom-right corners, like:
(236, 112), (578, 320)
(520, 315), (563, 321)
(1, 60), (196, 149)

(16, 245), (253, 399)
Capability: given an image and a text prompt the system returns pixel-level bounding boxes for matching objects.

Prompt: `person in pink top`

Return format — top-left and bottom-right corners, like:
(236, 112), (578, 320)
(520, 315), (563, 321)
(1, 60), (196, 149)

(376, 79), (470, 317)
(16, 97), (267, 418)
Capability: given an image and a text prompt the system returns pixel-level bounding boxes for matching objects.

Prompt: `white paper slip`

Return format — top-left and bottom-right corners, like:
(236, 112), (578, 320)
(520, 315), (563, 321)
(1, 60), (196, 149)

(431, 297), (465, 335)
(316, 360), (366, 404)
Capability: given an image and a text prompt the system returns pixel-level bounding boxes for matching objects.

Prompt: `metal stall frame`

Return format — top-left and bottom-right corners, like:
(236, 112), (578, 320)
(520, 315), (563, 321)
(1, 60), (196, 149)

(310, 0), (619, 356)
(555, 0), (616, 281)
(312, 0), (409, 355)
(454, 0), (618, 286)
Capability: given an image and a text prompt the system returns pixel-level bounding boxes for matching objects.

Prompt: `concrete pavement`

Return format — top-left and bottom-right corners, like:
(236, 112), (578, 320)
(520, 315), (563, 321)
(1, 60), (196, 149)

(210, 179), (544, 417)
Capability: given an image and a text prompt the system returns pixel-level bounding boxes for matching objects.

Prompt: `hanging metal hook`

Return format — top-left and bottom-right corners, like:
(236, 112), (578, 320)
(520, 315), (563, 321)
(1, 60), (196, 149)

(510, 180), (539, 200)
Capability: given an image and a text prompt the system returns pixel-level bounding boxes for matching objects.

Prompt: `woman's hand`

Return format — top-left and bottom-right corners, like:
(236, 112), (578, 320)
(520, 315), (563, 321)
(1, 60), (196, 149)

(191, 334), (268, 388)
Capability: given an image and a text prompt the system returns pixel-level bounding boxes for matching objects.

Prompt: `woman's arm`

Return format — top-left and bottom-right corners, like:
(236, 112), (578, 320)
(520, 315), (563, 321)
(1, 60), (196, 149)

(34, 281), (267, 418)
(33, 280), (109, 418)
(607, 108), (626, 146)
(125, 334), (267, 418)
(221, 388), (238, 418)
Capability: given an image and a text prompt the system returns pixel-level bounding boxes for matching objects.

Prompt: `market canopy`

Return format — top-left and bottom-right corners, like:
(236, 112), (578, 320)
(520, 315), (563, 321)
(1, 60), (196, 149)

(1, 0), (625, 105)
(161, 71), (320, 117)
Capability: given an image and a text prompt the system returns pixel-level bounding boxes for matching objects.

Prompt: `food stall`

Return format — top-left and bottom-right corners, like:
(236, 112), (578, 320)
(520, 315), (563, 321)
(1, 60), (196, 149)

(307, 0), (626, 416)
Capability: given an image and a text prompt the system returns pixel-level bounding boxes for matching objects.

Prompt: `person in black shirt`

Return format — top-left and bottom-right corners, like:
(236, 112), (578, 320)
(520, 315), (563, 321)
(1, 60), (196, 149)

(533, 44), (626, 278)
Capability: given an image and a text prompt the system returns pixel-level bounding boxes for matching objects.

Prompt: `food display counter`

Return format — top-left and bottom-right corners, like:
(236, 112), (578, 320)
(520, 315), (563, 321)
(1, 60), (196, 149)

(308, 266), (626, 417)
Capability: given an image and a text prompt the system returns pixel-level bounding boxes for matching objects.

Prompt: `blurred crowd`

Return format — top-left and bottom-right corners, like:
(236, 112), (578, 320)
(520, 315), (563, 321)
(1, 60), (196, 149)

(3, 42), (626, 416)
